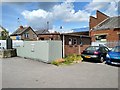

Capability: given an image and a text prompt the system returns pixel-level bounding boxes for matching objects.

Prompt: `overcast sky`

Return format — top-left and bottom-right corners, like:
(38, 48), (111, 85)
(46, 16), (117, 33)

(1, 0), (119, 34)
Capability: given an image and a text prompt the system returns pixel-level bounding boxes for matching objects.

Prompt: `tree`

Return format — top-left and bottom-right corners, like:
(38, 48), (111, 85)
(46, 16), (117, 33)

(0, 28), (9, 40)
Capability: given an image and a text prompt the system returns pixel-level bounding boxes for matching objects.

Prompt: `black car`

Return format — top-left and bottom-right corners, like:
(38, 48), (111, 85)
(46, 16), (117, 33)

(81, 46), (109, 62)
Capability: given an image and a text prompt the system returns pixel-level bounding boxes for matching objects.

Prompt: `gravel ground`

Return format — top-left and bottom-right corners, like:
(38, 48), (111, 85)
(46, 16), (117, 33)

(2, 57), (119, 88)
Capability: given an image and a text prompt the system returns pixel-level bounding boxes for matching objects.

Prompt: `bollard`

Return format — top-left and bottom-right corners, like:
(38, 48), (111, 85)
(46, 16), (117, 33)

(6, 36), (13, 49)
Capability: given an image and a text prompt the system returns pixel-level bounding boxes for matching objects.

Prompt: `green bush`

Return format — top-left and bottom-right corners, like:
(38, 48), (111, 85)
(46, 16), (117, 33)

(51, 61), (60, 66)
(51, 54), (83, 66)
(65, 54), (83, 62)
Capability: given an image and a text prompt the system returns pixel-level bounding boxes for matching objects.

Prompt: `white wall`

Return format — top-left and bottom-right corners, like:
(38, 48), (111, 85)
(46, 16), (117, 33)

(0, 40), (23, 49)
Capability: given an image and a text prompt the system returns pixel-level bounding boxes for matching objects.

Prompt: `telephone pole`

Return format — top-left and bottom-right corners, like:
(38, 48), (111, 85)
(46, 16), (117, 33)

(17, 18), (21, 26)
(47, 21), (49, 30)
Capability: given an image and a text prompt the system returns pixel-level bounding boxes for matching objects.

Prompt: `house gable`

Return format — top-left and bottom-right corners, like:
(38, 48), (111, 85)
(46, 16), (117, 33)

(10, 26), (37, 40)
(89, 16), (97, 29)
(89, 10), (109, 29)
(96, 10), (109, 25)
(21, 27), (37, 40)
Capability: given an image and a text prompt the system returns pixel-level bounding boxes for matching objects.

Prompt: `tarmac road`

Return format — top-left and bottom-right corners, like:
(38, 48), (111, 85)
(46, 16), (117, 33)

(2, 57), (119, 88)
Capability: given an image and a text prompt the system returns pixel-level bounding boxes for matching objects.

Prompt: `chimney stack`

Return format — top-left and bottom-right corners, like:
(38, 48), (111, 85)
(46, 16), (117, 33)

(20, 26), (23, 29)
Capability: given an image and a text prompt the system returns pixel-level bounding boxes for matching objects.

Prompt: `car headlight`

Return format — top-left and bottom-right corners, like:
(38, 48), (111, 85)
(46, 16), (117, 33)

(106, 54), (110, 58)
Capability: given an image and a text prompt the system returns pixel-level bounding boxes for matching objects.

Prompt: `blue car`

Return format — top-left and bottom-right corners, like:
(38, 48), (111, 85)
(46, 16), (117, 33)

(106, 46), (120, 65)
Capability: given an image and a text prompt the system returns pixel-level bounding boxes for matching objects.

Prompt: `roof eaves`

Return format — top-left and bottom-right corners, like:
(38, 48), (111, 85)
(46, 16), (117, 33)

(61, 33), (90, 37)
(20, 27), (30, 35)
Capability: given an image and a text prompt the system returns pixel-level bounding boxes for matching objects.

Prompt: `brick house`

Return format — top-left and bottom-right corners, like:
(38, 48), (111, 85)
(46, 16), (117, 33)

(36, 30), (91, 57)
(61, 34), (91, 57)
(10, 26), (38, 40)
(36, 30), (61, 40)
(89, 10), (120, 47)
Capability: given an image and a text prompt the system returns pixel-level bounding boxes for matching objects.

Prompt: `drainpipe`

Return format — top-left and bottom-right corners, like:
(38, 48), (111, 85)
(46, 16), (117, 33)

(79, 36), (82, 55)
(62, 35), (65, 58)
(79, 45), (80, 55)
(79, 36), (81, 55)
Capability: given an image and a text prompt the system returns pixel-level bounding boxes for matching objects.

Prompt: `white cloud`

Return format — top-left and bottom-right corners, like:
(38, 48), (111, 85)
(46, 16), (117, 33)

(85, 0), (119, 16)
(104, 1), (118, 16)
(65, 0), (76, 2)
(22, 9), (54, 29)
(53, 2), (89, 22)
(92, 0), (120, 2)
(92, 0), (112, 2)
(85, 2), (108, 12)
(22, 1), (90, 29)
(21, 0), (119, 31)
(48, 29), (55, 33)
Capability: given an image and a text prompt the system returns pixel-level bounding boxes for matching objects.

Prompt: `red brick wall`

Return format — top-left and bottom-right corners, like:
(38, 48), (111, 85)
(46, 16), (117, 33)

(89, 16), (97, 29)
(89, 10), (120, 42)
(89, 10), (108, 29)
(64, 45), (90, 56)
(64, 45), (79, 56)
(21, 28), (37, 41)
(63, 35), (90, 56)
(90, 29), (120, 42)
(96, 10), (108, 25)
(38, 34), (91, 56)
(38, 34), (61, 40)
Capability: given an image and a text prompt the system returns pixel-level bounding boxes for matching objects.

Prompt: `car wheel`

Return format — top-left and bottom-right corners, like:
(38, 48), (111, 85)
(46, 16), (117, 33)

(100, 57), (104, 63)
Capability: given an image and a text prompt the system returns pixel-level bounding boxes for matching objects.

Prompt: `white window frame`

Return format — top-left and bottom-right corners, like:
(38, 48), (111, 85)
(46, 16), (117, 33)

(24, 33), (29, 38)
(69, 38), (72, 45)
(73, 38), (77, 45)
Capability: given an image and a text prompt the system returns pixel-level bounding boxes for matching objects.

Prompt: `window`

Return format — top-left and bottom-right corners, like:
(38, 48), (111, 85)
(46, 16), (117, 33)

(40, 38), (44, 40)
(104, 47), (109, 52)
(73, 38), (77, 45)
(1, 33), (3, 36)
(86, 46), (99, 51)
(80, 41), (83, 45)
(49, 38), (53, 40)
(100, 47), (109, 53)
(111, 46), (120, 52)
(95, 35), (107, 41)
(24, 33), (29, 38)
(51, 38), (53, 40)
(69, 38), (72, 45)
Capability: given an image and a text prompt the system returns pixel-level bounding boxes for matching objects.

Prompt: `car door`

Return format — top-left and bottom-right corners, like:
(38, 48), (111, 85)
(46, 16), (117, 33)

(102, 47), (109, 58)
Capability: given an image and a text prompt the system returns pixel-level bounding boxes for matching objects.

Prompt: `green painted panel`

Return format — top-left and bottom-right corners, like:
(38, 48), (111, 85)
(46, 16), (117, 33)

(17, 41), (62, 63)
(48, 41), (62, 62)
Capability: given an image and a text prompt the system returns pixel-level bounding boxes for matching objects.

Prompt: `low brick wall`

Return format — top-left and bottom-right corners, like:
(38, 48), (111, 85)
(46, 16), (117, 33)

(64, 45), (90, 56)
(65, 45), (79, 56)
(0, 49), (17, 58)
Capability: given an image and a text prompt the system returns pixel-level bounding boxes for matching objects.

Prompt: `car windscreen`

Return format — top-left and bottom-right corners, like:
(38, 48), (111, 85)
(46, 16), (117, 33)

(86, 46), (99, 51)
(111, 46), (120, 52)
